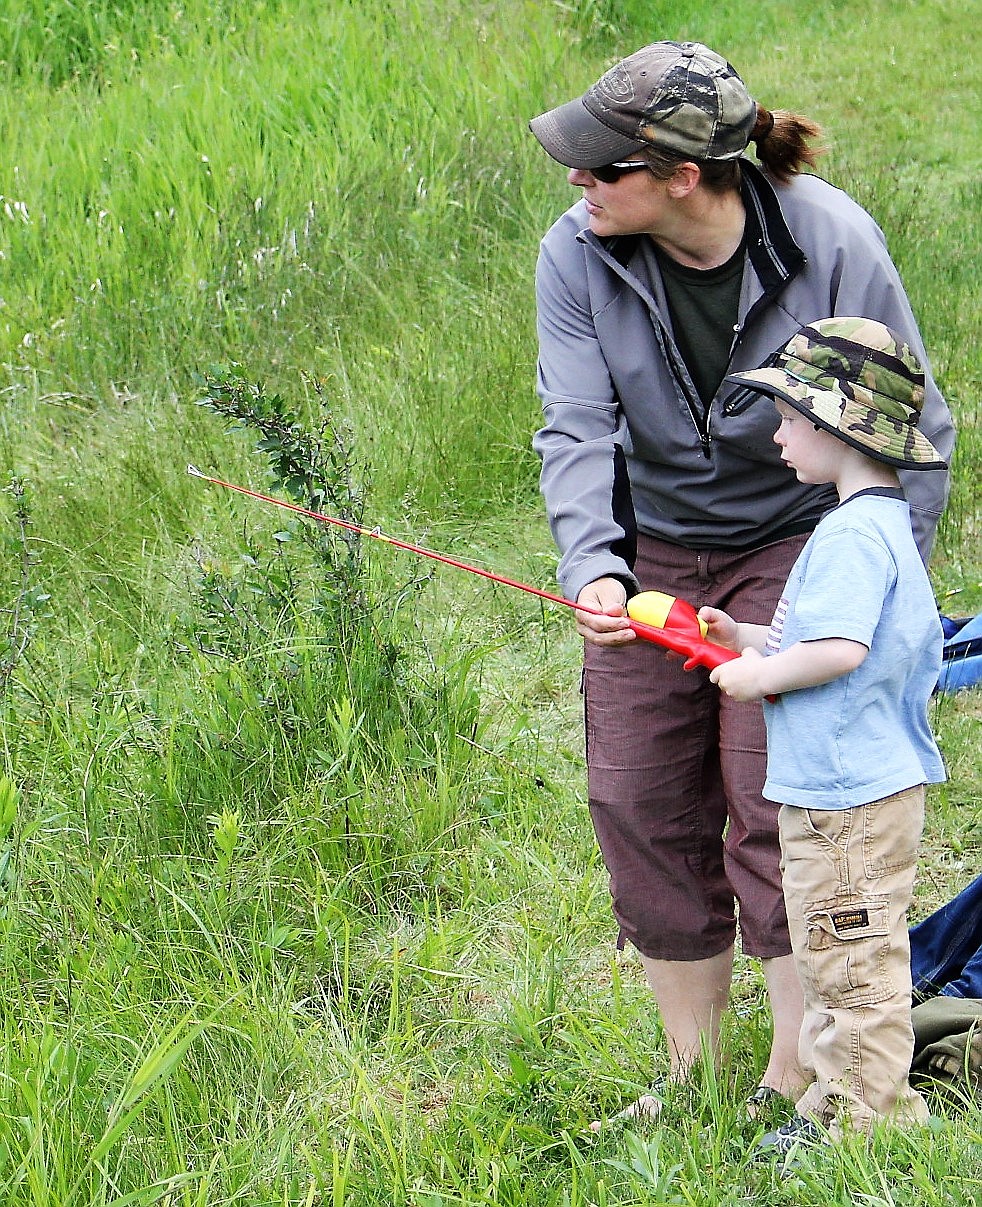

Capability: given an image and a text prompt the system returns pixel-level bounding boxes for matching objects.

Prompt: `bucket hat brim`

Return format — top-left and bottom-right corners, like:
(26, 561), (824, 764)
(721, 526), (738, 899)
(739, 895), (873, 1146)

(726, 368), (947, 470)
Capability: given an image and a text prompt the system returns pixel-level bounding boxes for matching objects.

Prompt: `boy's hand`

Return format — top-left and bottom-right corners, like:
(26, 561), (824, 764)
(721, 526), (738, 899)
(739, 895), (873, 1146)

(710, 648), (770, 701)
(698, 606), (740, 652)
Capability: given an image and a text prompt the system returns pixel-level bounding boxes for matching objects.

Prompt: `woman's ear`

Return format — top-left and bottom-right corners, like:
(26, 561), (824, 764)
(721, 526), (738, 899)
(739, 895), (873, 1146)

(667, 161), (702, 198)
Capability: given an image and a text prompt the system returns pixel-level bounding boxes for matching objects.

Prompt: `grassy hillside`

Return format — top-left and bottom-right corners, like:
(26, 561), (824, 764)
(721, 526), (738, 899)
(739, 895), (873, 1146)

(0, 0), (979, 1202)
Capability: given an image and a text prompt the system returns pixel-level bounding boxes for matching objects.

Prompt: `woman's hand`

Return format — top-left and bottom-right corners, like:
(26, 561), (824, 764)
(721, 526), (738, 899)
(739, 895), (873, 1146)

(575, 577), (636, 646)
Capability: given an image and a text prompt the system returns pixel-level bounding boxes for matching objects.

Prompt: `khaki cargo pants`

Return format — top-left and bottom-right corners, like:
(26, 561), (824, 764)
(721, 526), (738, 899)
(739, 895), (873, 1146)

(779, 785), (930, 1137)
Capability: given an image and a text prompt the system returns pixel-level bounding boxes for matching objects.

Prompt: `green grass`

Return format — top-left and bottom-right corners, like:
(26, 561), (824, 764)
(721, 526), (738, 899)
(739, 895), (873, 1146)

(0, 0), (979, 1202)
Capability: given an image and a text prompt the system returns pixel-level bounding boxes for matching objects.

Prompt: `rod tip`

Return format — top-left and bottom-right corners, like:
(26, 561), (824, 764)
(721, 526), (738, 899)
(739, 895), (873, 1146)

(187, 464), (204, 478)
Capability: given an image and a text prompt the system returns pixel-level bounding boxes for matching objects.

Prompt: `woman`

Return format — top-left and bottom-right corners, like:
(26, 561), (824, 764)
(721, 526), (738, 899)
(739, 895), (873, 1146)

(527, 40), (954, 1124)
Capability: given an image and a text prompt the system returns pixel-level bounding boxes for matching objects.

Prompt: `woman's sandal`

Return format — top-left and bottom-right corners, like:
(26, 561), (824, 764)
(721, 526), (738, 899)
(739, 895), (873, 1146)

(588, 1084), (666, 1133)
(745, 1084), (787, 1120)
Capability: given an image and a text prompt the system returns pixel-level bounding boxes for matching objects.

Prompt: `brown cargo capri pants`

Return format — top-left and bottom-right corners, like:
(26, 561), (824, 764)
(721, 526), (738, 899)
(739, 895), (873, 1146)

(584, 531), (809, 962)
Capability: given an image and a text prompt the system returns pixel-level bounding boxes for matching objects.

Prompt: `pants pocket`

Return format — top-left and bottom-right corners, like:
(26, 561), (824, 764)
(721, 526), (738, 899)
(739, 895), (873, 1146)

(803, 896), (894, 1007)
(862, 786), (924, 878)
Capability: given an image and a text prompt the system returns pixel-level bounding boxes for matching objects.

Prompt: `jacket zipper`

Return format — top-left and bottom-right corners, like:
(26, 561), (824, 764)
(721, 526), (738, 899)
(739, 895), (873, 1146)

(660, 321), (713, 457)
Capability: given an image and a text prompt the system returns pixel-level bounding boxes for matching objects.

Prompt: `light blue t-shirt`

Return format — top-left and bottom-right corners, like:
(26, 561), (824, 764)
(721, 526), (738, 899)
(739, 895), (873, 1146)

(762, 489), (946, 809)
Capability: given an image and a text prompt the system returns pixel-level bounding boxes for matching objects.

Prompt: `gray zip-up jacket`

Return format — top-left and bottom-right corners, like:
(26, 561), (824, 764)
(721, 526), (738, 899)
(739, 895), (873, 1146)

(533, 161), (955, 603)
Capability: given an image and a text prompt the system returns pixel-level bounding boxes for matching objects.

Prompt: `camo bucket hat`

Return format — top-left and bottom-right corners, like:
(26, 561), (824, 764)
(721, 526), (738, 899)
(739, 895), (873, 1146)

(529, 41), (757, 169)
(725, 317), (946, 469)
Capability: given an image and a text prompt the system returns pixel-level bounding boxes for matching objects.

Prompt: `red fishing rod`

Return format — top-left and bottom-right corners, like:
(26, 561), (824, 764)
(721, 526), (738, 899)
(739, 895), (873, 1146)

(187, 465), (741, 673)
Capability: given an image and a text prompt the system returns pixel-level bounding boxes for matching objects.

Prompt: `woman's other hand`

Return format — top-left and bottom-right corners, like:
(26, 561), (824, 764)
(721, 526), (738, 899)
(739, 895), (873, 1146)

(575, 577), (635, 646)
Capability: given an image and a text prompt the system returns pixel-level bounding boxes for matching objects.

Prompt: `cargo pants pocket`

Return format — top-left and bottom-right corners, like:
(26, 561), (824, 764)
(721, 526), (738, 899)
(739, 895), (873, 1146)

(803, 896), (894, 1007)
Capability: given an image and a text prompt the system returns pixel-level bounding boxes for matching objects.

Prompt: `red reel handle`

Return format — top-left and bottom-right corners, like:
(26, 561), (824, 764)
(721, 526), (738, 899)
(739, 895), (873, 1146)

(629, 620), (778, 702)
(628, 620), (735, 668)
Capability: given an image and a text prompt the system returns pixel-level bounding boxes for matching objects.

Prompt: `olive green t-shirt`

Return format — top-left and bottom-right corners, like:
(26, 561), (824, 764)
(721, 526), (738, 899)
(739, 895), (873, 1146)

(655, 241), (745, 408)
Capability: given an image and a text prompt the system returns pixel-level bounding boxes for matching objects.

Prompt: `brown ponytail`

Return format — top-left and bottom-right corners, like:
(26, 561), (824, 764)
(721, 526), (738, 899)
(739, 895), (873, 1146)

(636, 105), (827, 192)
(751, 106), (826, 183)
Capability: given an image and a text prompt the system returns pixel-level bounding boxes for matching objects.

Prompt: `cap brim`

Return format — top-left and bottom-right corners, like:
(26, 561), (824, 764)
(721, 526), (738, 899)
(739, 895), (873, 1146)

(528, 96), (646, 169)
(725, 369), (947, 470)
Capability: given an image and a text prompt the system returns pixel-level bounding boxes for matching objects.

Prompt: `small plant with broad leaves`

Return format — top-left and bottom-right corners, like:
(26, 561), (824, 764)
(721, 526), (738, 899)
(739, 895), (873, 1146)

(190, 367), (376, 654)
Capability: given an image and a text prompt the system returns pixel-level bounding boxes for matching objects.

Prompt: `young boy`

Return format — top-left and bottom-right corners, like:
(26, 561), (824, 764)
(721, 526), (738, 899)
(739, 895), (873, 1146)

(701, 317), (948, 1154)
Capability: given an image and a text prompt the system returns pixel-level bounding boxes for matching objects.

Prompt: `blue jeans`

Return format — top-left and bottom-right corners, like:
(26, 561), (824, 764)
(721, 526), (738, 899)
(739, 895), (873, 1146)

(910, 873), (982, 999)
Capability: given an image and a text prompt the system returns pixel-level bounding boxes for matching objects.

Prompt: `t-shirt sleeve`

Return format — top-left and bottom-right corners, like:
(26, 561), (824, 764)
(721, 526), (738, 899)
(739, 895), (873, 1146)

(790, 525), (895, 648)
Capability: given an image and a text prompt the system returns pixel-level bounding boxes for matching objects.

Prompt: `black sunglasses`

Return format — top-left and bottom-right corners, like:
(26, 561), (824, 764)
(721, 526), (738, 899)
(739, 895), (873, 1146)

(589, 160), (651, 184)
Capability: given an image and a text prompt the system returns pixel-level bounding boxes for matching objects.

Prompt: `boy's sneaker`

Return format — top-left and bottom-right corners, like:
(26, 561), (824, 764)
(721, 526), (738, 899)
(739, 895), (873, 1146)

(755, 1113), (823, 1159)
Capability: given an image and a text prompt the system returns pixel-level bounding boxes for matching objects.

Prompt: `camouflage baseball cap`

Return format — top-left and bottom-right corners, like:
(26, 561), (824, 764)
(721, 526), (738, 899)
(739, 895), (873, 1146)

(529, 41), (757, 169)
(725, 317), (946, 469)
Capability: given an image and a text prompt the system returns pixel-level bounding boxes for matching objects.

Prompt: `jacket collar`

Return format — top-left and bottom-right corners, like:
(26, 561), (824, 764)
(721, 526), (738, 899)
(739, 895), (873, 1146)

(738, 159), (806, 295)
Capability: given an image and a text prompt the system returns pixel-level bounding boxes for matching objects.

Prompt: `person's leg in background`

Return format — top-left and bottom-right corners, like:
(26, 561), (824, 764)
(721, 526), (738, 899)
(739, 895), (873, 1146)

(910, 870), (982, 999)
